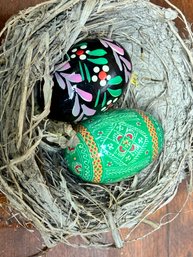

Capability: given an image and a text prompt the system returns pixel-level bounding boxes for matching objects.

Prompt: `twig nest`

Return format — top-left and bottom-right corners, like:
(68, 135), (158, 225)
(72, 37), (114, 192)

(0, 0), (193, 249)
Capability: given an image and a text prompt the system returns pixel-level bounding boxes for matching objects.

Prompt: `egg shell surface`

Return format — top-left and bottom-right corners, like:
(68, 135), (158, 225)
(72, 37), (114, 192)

(64, 109), (164, 184)
(41, 38), (132, 123)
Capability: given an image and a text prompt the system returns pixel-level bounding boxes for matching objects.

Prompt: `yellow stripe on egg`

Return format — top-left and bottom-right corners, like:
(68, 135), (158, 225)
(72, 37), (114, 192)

(76, 125), (103, 183)
(138, 111), (159, 160)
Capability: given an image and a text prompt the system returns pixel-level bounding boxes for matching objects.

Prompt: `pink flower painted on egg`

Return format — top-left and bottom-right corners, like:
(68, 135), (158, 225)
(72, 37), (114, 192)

(100, 38), (132, 83)
(54, 61), (96, 122)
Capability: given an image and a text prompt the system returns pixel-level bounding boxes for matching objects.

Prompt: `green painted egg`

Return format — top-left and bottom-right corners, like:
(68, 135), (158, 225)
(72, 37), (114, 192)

(64, 109), (164, 184)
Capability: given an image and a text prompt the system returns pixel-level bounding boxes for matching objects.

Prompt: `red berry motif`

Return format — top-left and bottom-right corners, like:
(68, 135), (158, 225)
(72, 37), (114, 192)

(76, 50), (84, 56)
(98, 71), (107, 80)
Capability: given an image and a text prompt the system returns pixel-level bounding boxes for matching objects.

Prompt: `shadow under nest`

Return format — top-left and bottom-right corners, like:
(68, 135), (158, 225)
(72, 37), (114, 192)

(0, 0), (193, 249)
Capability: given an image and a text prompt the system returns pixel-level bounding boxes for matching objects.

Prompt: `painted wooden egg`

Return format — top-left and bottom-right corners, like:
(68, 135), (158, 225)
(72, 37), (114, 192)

(38, 38), (132, 122)
(64, 109), (164, 184)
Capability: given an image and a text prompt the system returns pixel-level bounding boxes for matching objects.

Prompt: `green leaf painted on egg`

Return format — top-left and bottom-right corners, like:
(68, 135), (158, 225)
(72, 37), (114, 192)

(108, 76), (123, 85)
(102, 92), (107, 107)
(74, 42), (88, 47)
(79, 61), (85, 81)
(87, 49), (107, 56)
(87, 58), (108, 65)
(94, 90), (101, 108)
(107, 88), (122, 97)
(84, 63), (91, 82)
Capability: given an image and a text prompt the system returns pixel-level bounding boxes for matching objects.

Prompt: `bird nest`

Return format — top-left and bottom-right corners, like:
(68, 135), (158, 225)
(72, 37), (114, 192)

(0, 0), (193, 250)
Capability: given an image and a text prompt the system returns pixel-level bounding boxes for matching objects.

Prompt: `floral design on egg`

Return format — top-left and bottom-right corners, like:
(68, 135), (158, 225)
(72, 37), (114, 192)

(64, 109), (164, 184)
(39, 38), (132, 122)
(92, 65), (112, 86)
(53, 61), (95, 122)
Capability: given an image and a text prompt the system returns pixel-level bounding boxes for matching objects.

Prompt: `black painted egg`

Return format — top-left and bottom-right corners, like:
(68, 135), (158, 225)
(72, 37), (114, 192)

(38, 38), (132, 122)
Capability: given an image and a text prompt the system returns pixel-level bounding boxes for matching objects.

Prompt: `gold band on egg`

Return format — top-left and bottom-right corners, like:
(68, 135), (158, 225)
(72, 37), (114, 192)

(76, 125), (103, 183)
(138, 111), (159, 160)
